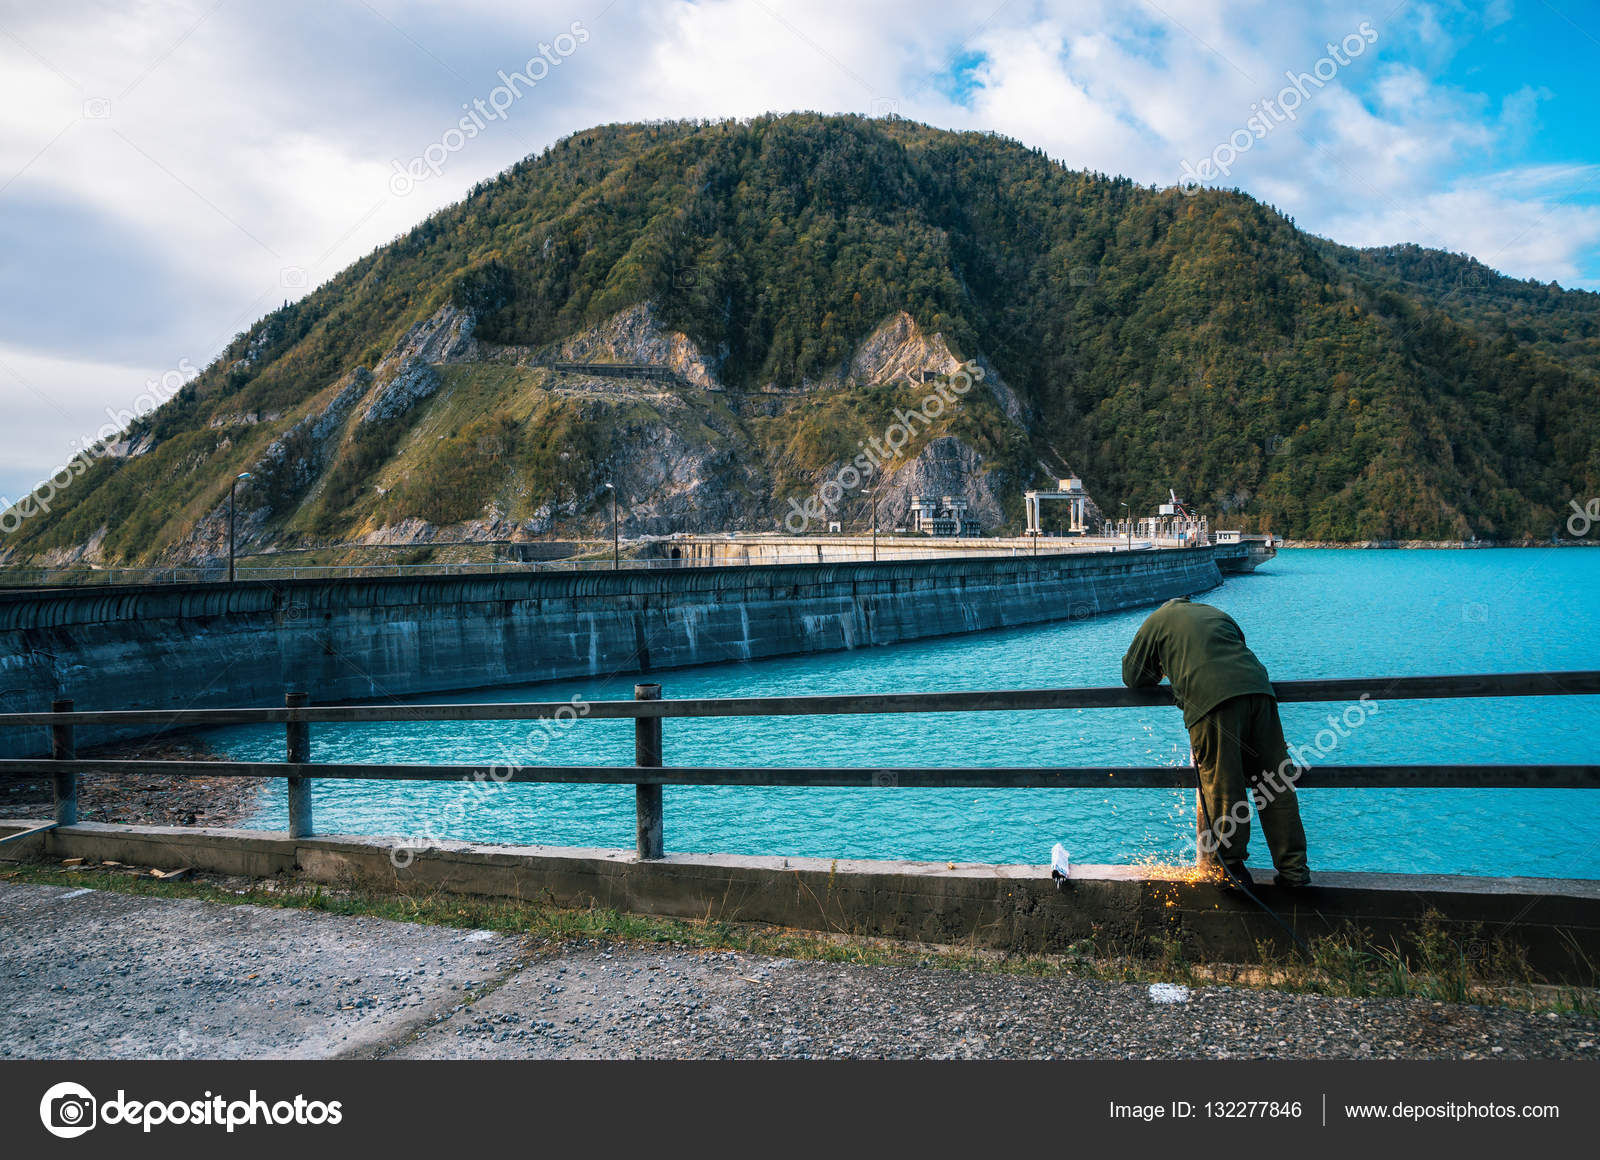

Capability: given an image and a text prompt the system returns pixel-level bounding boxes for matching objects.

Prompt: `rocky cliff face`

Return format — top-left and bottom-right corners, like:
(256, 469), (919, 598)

(177, 305), (479, 561)
(294, 303), (1032, 551)
(22, 297), (1048, 566)
(543, 302), (721, 390)
(848, 311), (960, 385)
(875, 436), (1006, 529)
(182, 365), (378, 560)
(388, 305), (481, 366)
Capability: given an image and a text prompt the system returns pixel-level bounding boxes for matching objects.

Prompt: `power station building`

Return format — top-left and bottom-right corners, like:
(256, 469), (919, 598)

(909, 494), (982, 537)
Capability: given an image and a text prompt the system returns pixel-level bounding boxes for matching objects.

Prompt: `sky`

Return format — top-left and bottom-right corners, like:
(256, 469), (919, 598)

(2, 0), (1598, 507)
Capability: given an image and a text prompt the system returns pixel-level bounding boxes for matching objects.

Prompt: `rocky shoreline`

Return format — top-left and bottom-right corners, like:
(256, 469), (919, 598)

(0, 737), (264, 828)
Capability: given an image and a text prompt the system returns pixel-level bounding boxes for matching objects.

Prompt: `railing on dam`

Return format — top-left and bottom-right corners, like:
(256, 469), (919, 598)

(0, 542), (1152, 589)
(0, 671), (1596, 861)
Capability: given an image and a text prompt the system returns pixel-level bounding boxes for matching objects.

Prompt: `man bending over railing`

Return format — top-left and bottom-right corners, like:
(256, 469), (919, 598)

(1122, 597), (1312, 889)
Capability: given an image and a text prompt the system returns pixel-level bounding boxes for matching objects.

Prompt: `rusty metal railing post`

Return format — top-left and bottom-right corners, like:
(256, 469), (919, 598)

(50, 698), (76, 826)
(634, 683), (663, 859)
(285, 691), (312, 838)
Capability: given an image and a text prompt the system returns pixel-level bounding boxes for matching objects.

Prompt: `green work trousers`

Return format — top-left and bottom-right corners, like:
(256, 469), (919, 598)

(1187, 693), (1310, 885)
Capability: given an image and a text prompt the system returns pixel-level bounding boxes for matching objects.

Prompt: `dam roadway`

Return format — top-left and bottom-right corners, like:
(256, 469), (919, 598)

(0, 545), (1222, 757)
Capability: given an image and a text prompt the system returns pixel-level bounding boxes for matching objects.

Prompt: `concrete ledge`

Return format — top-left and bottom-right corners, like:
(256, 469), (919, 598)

(5, 821), (1597, 983)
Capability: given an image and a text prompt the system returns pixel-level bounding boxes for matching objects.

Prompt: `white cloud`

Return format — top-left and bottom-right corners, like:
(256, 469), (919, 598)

(1322, 175), (1600, 285)
(0, 343), (170, 506)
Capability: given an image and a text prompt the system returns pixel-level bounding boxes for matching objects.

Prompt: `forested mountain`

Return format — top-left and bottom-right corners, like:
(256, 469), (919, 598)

(6, 113), (1599, 563)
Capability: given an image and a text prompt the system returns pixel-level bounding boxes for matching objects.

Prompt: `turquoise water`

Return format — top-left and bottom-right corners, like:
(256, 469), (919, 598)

(216, 549), (1600, 878)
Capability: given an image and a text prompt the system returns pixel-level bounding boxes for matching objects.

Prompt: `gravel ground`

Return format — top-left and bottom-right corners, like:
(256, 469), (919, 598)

(5, 880), (1595, 1060)
(1, 739), (264, 827)
(391, 945), (1600, 1061)
(0, 882), (520, 1059)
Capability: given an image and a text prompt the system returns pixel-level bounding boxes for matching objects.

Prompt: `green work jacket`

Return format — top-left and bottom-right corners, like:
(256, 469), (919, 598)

(1121, 598), (1275, 728)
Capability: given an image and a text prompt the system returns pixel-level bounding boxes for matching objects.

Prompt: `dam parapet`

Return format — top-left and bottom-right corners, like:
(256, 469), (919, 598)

(640, 532), (1274, 572)
(0, 548), (1221, 758)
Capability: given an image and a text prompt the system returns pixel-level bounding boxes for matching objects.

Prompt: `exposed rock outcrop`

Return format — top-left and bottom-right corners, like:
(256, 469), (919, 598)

(361, 358), (441, 424)
(846, 311), (1025, 423)
(548, 303), (720, 389)
(358, 513), (557, 545)
(601, 416), (739, 535)
(848, 311), (961, 385)
(877, 436), (1006, 530)
(103, 432), (158, 459)
(378, 304), (479, 369)
(967, 353), (1026, 424)
(35, 524), (110, 568)
(171, 366), (376, 561)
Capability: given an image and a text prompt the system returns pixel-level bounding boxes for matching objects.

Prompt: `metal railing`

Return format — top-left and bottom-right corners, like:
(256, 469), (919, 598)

(0, 670), (1596, 860)
(0, 544), (1116, 588)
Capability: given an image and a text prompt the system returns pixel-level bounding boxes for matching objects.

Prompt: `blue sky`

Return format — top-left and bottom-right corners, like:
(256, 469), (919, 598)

(1, 0), (1598, 510)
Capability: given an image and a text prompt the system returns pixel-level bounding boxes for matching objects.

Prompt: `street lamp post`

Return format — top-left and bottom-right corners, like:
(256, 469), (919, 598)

(228, 472), (252, 582)
(867, 490), (877, 562)
(604, 482), (618, 570)
(1120, 502), (1131, 551)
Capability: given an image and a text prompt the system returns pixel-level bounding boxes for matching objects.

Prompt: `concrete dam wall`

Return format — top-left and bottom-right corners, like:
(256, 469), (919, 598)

(0, 548), (1222, 757)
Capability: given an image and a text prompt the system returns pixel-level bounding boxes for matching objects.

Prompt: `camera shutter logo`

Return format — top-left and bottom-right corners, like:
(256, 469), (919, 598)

(40, 1081), (97, 1138)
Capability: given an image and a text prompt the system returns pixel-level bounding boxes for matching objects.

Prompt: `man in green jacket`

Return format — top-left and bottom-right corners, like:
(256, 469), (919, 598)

(1122, 597), (1311, 888)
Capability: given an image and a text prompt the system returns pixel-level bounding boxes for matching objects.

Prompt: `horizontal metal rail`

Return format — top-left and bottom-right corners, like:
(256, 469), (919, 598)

(0, 671), (1595, 729)
(8, 674), (1597, 863)
(0, 759), (1596, 789)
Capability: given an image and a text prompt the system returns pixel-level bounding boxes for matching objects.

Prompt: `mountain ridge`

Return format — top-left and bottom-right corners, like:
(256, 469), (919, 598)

(4, 112), (1598, 564)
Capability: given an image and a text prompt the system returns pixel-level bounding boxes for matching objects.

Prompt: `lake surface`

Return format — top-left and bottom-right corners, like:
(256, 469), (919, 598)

(214, 549), (1600, 878)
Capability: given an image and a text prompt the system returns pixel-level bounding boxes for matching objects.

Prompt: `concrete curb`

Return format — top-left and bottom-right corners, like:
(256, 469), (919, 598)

(5, 820), (1597, 982)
